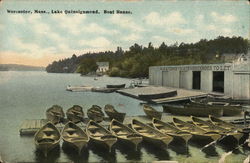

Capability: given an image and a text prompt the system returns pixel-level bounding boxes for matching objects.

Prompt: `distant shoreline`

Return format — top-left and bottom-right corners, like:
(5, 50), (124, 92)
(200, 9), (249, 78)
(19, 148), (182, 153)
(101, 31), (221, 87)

(0, 64), (45, 71)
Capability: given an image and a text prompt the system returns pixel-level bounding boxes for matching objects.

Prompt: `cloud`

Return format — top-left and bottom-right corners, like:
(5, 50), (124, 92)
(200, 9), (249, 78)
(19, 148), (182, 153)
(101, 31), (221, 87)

(10, 15), (25, 24)
(211, 12), (237, 23)
(79, 37), (111, 48)
(52, 15), (86, 35)
(110, 15), (145, 32)
(206, 24), (216, 31)
(171, 28), (194, 35)
(12, 37), (56, 58)
(83, 23), (119, 35)
(144, 11), (187, 26)
(123, 33), (141, 41)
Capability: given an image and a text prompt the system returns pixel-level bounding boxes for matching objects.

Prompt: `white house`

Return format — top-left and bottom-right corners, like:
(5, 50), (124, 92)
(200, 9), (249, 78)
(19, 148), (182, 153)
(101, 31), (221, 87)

(96, 62), (109, 73)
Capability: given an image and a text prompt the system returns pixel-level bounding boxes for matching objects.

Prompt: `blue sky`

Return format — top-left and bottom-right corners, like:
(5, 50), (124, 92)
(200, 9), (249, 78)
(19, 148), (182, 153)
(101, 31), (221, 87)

(0, 0), (249, 66)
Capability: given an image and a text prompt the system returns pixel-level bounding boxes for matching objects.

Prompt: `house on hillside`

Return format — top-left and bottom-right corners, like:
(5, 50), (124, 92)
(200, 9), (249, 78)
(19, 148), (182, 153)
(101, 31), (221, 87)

(96, 62), (109, 73)
(222, 53), (248, 63)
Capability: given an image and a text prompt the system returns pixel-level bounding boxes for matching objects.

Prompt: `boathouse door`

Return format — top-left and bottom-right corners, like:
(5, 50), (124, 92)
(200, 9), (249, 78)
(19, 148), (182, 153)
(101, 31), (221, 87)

(192, 71), (201, 90)
(213, 71), (224, 93)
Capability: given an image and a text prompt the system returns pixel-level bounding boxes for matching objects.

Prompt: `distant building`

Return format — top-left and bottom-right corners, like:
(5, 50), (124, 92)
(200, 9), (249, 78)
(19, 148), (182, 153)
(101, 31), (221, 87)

(149, 52), (250, 100)
(222, 53), (248, 63)
(96, 62), (109, 73)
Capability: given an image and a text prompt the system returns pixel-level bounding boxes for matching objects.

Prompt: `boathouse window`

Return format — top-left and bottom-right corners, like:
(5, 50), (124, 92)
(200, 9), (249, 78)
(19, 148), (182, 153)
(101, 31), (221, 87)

(192, 71), (201, 90)
(213, 71), (224, 93)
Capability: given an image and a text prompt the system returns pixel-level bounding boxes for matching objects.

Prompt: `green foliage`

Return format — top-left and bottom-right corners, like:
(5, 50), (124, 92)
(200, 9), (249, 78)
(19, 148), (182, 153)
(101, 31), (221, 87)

(76, 58), (98, 75)
(46, 36), (249, 78)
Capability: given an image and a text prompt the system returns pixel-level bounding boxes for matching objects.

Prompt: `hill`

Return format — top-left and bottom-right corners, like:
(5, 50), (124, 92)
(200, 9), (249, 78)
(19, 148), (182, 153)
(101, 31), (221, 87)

(0, 64), (45, 71)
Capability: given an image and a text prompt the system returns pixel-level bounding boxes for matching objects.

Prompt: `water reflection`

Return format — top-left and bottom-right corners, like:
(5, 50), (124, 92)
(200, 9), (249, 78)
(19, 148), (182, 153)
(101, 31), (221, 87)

(62, 143), (89, 163)
(169, 142), (190, 156)
(189, 142), (219, 157)
(141, 142), (170, 160)
(34, 146), (60, 163)
(88, 143), (117, 162)
(114, 142), (142, 161)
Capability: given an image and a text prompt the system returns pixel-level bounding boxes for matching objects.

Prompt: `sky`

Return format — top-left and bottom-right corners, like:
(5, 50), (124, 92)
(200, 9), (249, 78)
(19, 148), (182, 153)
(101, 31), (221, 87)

(0, 0), (249, 67)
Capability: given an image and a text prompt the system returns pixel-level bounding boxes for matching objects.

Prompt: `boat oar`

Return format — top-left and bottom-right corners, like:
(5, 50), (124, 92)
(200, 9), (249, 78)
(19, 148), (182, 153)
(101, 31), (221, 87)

(200, 134), (231, 151)
(218, 140), (249, 163)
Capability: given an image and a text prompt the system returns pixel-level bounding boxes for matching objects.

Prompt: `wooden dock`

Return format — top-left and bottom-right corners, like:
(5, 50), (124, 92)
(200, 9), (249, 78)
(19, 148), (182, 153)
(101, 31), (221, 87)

(117, 86), (208, 104)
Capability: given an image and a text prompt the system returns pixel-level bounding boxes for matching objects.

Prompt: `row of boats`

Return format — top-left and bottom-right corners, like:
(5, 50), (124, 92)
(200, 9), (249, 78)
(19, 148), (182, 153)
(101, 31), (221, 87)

(46, 104), (126, 124)
(35, 106), (246, 157)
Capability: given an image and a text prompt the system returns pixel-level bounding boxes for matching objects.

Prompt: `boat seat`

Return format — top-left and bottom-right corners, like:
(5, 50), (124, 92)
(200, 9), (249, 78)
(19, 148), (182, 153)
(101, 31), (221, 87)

(93, 132), (105, 137)
(112, 126), (121, 130)
(117, 131), (128, 136)
(138, 129), (149, 133)
(64, 128), (76, 132)
(154, 123), (163, 127)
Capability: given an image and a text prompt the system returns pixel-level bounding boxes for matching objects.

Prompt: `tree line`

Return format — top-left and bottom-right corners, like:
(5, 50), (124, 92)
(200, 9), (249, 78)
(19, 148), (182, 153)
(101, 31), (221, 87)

(46, 36), (249, 78)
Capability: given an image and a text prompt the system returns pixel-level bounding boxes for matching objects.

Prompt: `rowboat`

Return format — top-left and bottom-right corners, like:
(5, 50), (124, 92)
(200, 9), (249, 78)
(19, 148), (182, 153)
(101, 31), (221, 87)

(138, 90), (177, 101)
(62, 122), (89, 154)
(87, 105), (105, 123)
(106, 84), (126, 89)
(66, 105), (84, 123)
(209, 115), (244, 132)
(46, 105), (65, 124)
(143, 105), (162, 120)
(110, 119), (142, 150)
(191, 116), (243, 143)
(91, 87), (118, 93)
(104, 104), (126, 122)
(131, 119), (173, 148)
(34, 122), (61, 157)
(152, 118), (192, 144)
(173, 117), (221, 143)
(190, 99), (243, 116)
(86, 120), (117, 152)
(163, 104), (223, 117)
(66, 85), (93, 92)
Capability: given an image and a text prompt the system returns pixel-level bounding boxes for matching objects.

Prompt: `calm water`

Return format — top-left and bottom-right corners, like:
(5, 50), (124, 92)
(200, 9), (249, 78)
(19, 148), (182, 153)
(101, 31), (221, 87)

(0, 71), (249, 163)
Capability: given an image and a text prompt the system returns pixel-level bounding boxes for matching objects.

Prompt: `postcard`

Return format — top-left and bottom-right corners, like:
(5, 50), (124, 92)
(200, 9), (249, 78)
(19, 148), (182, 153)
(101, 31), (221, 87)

(0, 0), (249, 163)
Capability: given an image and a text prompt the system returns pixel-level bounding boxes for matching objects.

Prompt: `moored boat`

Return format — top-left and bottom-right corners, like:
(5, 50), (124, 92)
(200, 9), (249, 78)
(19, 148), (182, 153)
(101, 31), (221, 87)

(34, 122), (61, 157)
(66, 105), (84, 123)
(138, 90), (177, 100)
(191, 116), (243, 143)
(106, 84), (126, 89)
(62, 121), (89, 154)
(66, 85), (93, 92)
(131, 119), (173, 148)
(87, 105), (105, 123)
(46, 105), (65, 124)
(190, 99), (243, 116)
(104, 104), (126, 122)
(110, 119), (142, 150)
(152, 118), (192, 144)
(173, 117), (221, 143)
(209, 115), (244, 132)
(143, 105), (162, 120)
(86, 120), (117, 152)
(163, 104), (223, 117)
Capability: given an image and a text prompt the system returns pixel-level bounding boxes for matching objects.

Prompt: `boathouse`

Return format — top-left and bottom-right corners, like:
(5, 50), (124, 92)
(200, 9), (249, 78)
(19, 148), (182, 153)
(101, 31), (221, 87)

(149, 54), (250, 100)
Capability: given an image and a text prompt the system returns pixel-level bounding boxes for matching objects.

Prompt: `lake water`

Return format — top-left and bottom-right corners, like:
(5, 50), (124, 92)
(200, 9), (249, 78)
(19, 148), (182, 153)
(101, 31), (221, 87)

(0, 71), (249, 163)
